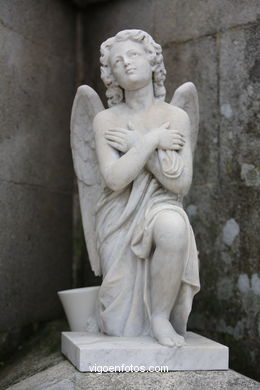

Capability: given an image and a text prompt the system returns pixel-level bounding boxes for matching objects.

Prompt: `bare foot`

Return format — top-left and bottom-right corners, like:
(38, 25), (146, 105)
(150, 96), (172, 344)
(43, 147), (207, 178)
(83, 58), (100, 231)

(152, 316), (186, 347)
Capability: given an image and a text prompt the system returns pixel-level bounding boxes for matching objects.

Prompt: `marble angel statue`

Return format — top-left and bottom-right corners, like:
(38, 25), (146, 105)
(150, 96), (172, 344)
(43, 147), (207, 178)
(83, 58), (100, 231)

(71, 29), (200, 348)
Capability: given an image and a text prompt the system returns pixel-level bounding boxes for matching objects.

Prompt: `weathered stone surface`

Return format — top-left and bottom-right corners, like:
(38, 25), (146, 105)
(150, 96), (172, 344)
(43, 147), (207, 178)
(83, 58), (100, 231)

(0, 0), (76, 60)
(0, 182), (72, 330)
(163, 35), (219, 186)
(4, 363), (260, 390)
(0, 0), (75, 336)
(241, 163), (260, 187)
(0, 320), (68, 390)
(154, 0), (260, 45)
(3, 362), (75, 390)
(187, 26), (260, 378)
(219, 25), (260, 187)
(212, 25), (260, 378)
(0, 24), (74, 190)
(73, 0), (111, 6)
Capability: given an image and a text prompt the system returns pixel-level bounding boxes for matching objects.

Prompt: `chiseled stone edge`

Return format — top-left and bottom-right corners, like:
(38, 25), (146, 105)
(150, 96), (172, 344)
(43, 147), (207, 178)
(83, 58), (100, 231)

(61, 331), (229, 372)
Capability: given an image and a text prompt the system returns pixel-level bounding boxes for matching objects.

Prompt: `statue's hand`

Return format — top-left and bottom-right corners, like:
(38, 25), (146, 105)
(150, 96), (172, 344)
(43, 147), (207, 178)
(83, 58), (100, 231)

(152, 122), (185, 151)
(104, 122), (142, 153)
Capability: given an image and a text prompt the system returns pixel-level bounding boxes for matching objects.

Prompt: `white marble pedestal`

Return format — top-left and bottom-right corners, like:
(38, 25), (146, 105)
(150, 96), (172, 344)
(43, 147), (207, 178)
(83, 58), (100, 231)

(62, 331), (228, 372)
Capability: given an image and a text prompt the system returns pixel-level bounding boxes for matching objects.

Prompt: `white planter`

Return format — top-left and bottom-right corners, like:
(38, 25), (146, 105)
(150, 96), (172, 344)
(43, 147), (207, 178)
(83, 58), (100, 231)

(58, 286), (100, 331)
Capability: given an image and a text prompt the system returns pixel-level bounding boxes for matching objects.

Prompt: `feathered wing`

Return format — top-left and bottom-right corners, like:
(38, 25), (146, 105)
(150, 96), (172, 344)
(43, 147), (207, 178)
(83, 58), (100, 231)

(168, 83), (200, 335)
(170, 82), (199, 154)
(71, 85), (105, 276)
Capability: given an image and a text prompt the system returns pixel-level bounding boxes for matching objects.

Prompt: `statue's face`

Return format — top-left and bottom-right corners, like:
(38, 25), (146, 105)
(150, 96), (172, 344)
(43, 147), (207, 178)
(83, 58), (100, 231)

(109, 40), (153, 91)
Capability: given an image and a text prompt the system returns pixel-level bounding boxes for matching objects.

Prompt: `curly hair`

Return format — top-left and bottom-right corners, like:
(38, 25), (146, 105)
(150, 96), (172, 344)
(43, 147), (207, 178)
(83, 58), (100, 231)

(100, 29), (166, 107)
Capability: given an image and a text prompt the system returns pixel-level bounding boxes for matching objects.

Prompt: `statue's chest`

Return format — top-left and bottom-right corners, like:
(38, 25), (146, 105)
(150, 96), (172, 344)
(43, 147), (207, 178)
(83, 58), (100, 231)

(117, 109), (177, 135)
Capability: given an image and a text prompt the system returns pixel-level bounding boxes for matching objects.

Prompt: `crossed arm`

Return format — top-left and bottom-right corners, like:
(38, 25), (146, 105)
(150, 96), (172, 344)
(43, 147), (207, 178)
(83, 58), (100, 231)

(93, 111), (192, 195)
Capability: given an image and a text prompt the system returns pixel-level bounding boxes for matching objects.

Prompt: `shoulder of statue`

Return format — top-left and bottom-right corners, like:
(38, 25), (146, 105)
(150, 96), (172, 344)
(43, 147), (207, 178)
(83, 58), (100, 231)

(157, 102), (190, 131)
(93, 107), (117, 130)
(155, 101), (188, 116)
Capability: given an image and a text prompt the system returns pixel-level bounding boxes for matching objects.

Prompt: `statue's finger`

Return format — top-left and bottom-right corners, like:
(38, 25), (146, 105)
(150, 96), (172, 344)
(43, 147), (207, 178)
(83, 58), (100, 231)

(105, 130), (127, 138)
(172, 144), (182, 150)
(171, 135), (185, 142)
(105, 134), (125, 143)
(106, 128), (128, 135)
(169, 130), (184, 138)
(113, 127), (129, 132)
(173, 138), (185, 145)
(175, 132), (185, 138)
(107, 140), (126, 152)
(105, 131), (124, 138)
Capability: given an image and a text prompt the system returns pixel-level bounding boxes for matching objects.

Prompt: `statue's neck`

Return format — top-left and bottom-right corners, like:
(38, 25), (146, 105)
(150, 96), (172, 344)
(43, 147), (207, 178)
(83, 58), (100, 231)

(124, 81), (154, 111)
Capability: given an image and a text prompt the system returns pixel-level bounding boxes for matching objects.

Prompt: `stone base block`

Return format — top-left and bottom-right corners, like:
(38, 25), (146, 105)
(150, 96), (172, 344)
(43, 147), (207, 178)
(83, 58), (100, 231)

(61, 331), (229, 372)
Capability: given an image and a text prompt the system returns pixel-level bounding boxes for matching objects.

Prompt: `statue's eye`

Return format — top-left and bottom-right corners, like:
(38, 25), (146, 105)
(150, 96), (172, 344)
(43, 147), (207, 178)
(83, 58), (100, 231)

(114, 58), (122, 65)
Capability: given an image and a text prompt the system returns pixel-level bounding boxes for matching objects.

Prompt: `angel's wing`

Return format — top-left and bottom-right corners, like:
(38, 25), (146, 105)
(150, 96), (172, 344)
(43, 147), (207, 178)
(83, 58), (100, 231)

(170, 82), (199, 154)
(71, 85), (105, 276)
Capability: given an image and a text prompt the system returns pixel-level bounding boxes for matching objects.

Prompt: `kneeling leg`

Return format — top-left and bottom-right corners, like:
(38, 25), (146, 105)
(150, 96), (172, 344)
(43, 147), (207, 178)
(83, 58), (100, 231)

(150, 211), (188, 347)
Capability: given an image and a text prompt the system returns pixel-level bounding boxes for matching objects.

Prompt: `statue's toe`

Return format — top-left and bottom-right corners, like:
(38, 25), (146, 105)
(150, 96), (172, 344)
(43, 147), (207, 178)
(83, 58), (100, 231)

(159, 336), (175, 347)
(174, 334), (186, 347)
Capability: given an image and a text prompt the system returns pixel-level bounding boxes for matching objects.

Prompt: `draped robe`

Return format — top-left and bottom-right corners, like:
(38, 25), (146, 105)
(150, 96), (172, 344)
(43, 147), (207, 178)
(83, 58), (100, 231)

(95, 149), (200, 337)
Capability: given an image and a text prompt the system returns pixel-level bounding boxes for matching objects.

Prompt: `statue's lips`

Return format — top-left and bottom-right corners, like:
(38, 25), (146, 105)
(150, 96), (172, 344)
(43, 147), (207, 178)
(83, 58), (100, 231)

(125, 68), (136, 74)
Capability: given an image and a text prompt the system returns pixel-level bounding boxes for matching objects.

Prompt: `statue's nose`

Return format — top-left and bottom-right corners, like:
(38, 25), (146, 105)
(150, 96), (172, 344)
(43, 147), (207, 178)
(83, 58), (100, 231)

(123, 56), (131, 67)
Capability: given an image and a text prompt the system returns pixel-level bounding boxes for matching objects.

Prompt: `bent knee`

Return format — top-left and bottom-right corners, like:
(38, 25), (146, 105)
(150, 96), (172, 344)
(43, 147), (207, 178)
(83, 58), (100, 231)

(153, 212), (187, 251)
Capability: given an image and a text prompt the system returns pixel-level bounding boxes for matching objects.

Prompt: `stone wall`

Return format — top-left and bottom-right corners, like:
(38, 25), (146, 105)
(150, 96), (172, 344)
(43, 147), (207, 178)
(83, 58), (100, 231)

(80, 0), (260, 380)
(0, 0), (76, 353)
